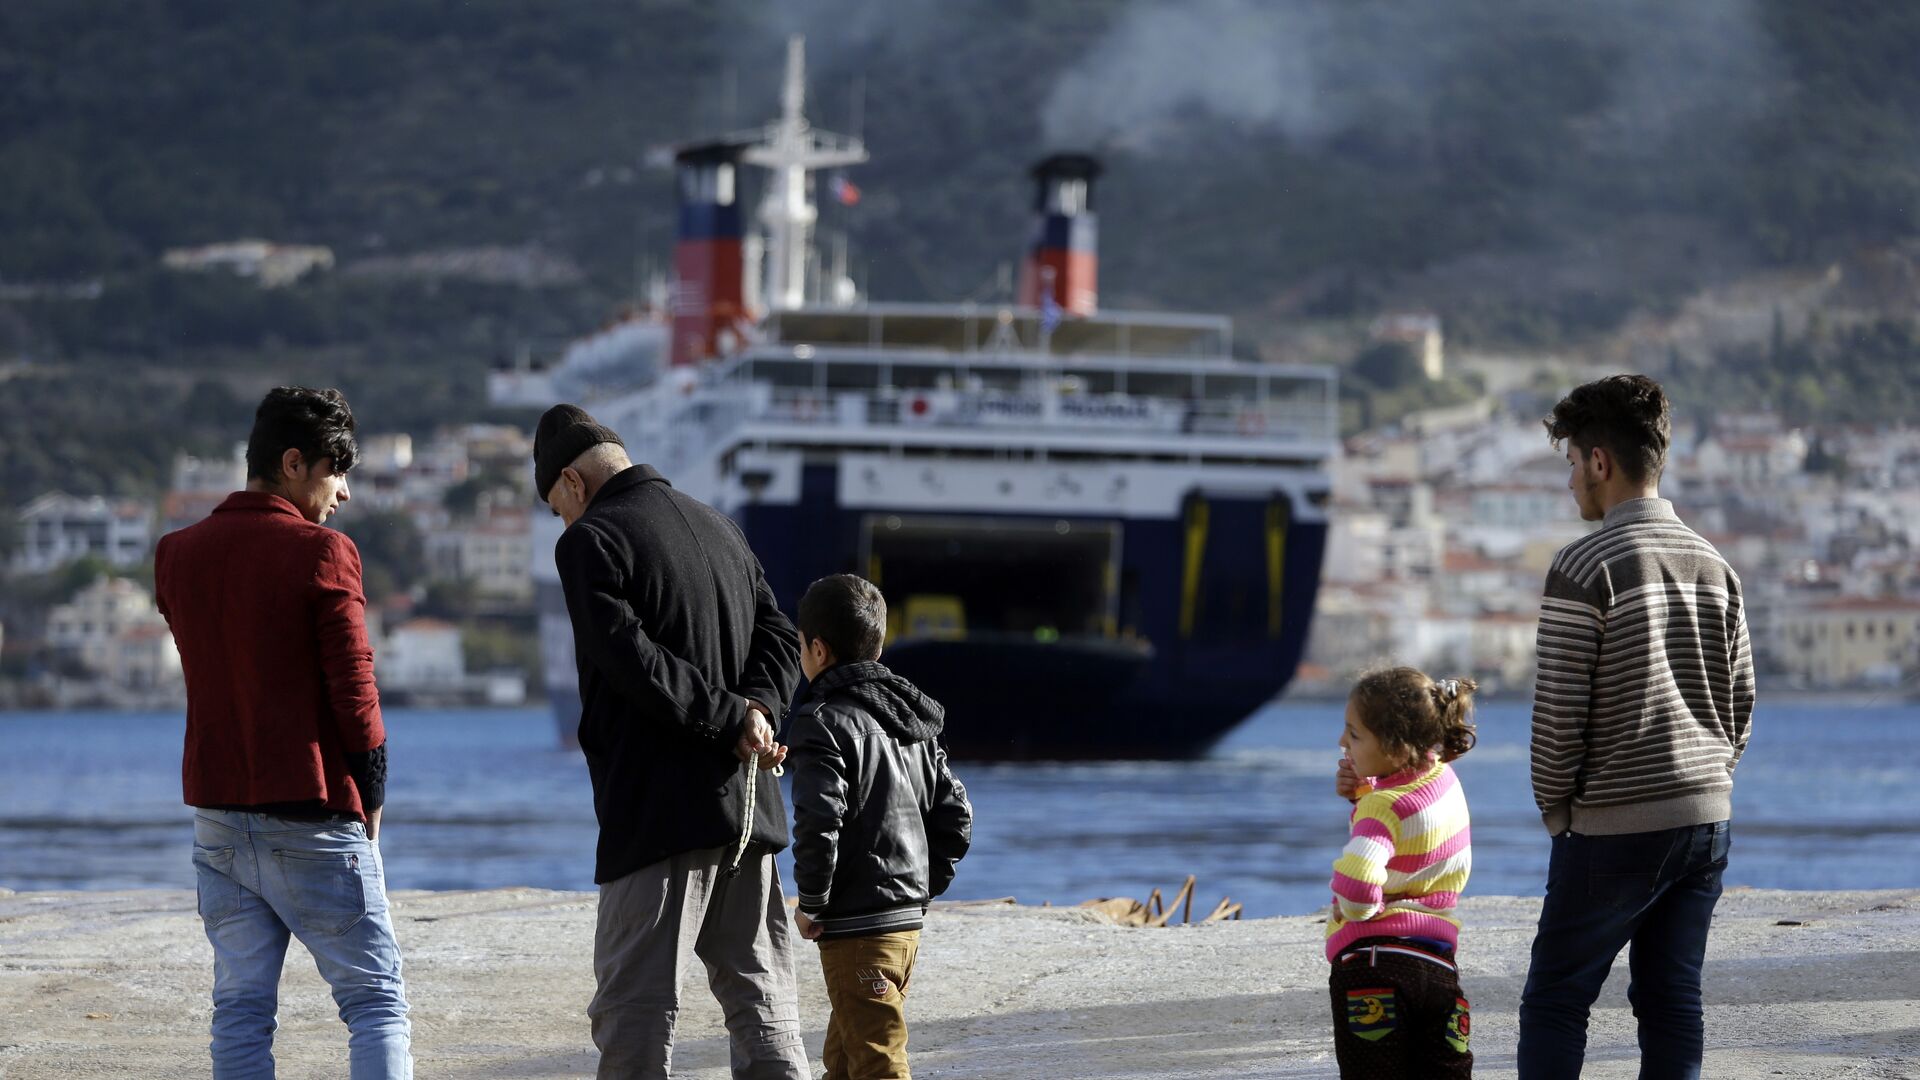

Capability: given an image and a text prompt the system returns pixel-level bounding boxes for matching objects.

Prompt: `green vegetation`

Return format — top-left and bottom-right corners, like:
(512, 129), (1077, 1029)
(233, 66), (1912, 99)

(459, 619), (539, 678)
(336, 512), (426, 605)
(1670, 315), (1920, 428)
(1, 1), (1917, 504)
(1337, 340), (1478, 435)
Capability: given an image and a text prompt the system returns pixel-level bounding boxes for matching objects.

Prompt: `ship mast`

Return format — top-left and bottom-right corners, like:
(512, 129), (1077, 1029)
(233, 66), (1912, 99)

(743, 36), (867, 313)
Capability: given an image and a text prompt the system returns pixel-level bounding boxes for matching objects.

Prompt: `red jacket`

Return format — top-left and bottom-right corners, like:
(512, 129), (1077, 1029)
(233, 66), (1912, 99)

(155, 492), (385, 820)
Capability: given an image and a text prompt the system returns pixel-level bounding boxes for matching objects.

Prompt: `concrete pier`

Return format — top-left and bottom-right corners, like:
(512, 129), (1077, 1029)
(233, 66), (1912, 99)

(2, 887), (1915, 1078)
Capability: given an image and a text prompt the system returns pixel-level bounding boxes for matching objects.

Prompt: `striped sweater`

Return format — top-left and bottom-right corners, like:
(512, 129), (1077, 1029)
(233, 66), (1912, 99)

(1532, 497), (1756, 836)
(1325, 759), (1472, 961)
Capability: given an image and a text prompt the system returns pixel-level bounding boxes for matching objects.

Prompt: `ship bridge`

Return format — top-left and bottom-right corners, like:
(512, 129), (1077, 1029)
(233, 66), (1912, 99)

(647, 302), (1339, 484)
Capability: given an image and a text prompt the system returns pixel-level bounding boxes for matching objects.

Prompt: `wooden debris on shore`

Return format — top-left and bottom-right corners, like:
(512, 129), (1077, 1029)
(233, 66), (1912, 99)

(1078, 874), (1242, 927)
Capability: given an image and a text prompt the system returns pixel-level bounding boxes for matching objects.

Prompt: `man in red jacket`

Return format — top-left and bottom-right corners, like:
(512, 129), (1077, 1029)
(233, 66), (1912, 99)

(155, 386), (412, 1079)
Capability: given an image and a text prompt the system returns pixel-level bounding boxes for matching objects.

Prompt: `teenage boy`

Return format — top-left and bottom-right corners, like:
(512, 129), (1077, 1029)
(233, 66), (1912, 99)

(786, 574), (973, 1080)
(156, 386), (412, 1078)
(1518, 374), (1755, 1078)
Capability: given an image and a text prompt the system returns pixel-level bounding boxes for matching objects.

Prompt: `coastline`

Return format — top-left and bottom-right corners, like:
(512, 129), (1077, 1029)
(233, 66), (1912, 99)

(5, 682), (1914, 715)
(3, 886), (1915, 1078)
(1277, 685), (1919, 707)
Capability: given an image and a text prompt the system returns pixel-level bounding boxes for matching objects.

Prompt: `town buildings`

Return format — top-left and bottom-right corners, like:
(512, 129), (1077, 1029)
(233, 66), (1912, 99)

(2, 424), (535, 706)
(1302, 405), (1920, 695)
(3, 400), (1915, 703)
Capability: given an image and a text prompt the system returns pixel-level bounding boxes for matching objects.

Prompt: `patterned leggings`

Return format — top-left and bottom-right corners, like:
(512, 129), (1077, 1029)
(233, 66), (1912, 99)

(1328, 938), (1473, 1078)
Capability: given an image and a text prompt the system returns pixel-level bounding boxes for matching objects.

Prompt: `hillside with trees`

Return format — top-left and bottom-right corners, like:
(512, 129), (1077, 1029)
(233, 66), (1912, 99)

(2, 0), (1918, 506)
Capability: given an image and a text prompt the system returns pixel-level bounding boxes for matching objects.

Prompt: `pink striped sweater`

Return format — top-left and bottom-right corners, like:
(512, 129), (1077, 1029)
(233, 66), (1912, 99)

(1325, 758), (1472, 961)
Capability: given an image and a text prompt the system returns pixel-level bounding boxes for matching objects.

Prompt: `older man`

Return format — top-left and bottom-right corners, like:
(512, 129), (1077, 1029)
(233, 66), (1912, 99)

(534, 404), (809, 1080)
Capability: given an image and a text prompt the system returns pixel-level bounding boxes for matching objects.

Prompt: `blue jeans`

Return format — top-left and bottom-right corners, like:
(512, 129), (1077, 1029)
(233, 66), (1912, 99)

(192, 810), (413, 1079)
(1518, 821), (1731, 1080)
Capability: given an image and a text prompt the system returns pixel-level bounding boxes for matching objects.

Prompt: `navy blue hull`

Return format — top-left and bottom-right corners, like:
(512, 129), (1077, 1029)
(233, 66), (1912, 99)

(735, 465), (1328, 760)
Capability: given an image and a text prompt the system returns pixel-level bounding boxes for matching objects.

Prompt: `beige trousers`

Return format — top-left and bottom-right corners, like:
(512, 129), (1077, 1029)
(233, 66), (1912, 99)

(817, 929), (921, 1080)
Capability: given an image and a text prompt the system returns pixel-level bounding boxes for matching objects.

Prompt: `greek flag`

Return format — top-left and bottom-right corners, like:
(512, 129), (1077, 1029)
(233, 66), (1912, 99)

(1040, 286), (1063, 335)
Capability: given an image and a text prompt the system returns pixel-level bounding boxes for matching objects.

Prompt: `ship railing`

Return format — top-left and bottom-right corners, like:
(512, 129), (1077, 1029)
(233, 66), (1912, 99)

(714, 343), (1332, 389)
(761, 303), (1233, 360)
(728, 384), (1336, 444)
(653, 393), (755, 478)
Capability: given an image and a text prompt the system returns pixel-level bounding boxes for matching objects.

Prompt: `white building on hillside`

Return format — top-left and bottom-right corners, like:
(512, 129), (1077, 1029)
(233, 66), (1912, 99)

(1771, 597), (1920, 688)
(426, 507), (534, 603)
(1691, 430), (1809, 489)
(1369, 312), (1445, 381)
(162, 443), (249, 535)
(173, 443), (248, 494)
(46, 577), (179, 688)
(161, 240), (334, 288)
(14, 493), (153, 573)
(382, 618), (466, 692)
(1469, 484), (1572, 533)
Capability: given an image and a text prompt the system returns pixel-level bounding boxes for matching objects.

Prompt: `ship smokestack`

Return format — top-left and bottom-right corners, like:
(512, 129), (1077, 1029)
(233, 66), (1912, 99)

(670, 141), (750, 365)
(1018, 153), (1101, 317)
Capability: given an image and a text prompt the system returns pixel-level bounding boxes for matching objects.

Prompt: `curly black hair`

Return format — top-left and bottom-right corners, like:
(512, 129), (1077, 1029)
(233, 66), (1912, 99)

(246, 386), (359, 481)
(1544, 374), (1671, 485)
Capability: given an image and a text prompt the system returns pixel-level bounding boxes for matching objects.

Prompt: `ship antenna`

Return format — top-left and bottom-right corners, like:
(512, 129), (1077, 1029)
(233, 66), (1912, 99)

(742, 35), (867, 313)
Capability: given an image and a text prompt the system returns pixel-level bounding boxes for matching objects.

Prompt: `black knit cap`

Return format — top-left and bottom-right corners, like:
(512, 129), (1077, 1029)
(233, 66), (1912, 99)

(532, 404), (625, 502)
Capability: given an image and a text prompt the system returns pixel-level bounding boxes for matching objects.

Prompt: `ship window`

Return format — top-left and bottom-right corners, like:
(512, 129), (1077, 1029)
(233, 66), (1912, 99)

(955, 364), (1017, 392)
(1202, 373), (1259, 402)
(888, 365), (947, 390)
(1046, 178), (1088, 215)
(1063, 369), (1120, 394)
(1126, 371), (1197, 400)
(825, 362), (882, 390)
(748, 359), (816, 388)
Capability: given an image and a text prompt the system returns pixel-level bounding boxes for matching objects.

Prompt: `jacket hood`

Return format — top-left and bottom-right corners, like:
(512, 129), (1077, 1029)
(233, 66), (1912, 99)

(808, 660), (945, 743)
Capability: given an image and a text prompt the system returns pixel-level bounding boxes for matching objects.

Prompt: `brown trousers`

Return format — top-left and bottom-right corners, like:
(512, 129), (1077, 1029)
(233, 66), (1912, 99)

(816, 929), (921, 1080)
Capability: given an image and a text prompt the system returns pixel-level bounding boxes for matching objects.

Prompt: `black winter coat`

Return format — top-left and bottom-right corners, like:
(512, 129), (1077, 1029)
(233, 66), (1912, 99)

(553, 464), (802, 883)
(788, 660), (973, 939)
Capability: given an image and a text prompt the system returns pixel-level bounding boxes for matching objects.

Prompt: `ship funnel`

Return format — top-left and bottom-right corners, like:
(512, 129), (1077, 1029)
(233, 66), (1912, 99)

(1018, 153), (1102, 317)
(670, 140), (750, 366)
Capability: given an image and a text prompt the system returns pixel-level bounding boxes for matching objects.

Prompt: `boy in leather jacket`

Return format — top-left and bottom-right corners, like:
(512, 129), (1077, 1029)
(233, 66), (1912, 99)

(787, 574), (973, 1080)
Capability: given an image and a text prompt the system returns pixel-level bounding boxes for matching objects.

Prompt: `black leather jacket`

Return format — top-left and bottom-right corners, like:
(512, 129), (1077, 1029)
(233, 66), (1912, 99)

(787, 661), (973, 939)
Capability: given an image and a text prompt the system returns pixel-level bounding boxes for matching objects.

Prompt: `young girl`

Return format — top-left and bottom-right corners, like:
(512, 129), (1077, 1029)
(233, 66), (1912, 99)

(1327, 667), (1478, 1078)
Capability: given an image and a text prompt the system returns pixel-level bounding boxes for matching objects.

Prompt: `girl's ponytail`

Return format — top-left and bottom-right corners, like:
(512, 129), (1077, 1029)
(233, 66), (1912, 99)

(1350, 666), (1480, 767)
(1433, 675), (1479, 761)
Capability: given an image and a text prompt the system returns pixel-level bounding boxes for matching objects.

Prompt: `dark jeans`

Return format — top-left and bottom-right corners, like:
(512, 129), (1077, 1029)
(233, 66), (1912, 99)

(1517, 821), (1731, 1080)
(1328, 938), (1473, 1079)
